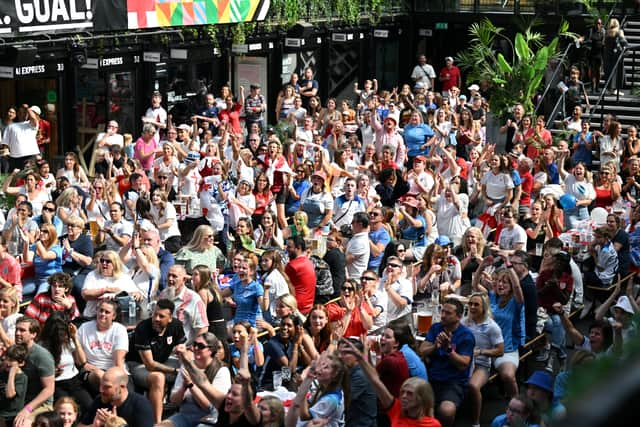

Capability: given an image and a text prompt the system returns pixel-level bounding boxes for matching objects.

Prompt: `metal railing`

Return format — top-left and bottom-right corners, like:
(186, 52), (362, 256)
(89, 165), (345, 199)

(536, 42), (574, 116)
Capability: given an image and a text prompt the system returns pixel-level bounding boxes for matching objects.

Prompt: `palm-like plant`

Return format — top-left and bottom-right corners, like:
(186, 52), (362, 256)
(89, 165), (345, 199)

(457, 18), (578, 120)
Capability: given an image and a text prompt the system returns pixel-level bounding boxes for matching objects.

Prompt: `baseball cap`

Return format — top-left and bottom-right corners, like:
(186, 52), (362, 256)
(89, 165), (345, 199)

(435, 236), (453, 246)
(468, 84), (480, 92)
(29, 105), (41, 116)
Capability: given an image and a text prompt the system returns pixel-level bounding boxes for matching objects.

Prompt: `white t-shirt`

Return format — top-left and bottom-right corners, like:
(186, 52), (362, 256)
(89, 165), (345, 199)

(564, 174), (596, 202)
(5, 121), (39, 158)
(383, 277), (413, 322)
(82, 270), (140, 317)
(57, 343), (80, 381)
(263, 269), (291, 320)
(411, 64), (436, 88)
(151, 204), (181, 241)
(228, 192), (256, 230)
(153, 156), (180, 188)
(345, 232), (370, 280)
(498, 225), (528, 250)
(77, 320), (129, 371)
(96, 132), (124, 148)
(481, 171), (514, 201)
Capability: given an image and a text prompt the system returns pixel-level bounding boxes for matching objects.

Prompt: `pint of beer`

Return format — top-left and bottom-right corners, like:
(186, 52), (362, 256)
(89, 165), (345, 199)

(89, 221), (99, 238)
(417, 308), (433, 334)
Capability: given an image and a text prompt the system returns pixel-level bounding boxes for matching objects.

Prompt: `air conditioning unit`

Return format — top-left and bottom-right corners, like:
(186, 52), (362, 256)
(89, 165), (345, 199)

(332, 33), (347, 42)
(285, 38), (302, 48)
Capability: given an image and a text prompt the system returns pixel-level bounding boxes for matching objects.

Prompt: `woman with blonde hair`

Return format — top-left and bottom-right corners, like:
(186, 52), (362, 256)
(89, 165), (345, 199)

(453, 227), (490, 295)
(192, 264), (226, 340)
(150, 189), (181, 253)
(120, 233), (160, 318)
(414, 243), (452, 303)
(604, 18), (628, 96)
(258, 395), (285, 427)
(462, 292), (505, 427)
(85, 177), (120, 225)
(283, 210), (310, 239)
(56, 187), (87, 235)
(22, 222), (63, 295)
(0, 286), (20, 350)
(175, 224), (225, 273)
(81, 249), (142, 318)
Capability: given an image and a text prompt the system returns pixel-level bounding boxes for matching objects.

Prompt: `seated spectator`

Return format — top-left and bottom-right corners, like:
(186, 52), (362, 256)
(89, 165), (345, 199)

(54, 396), (79, 427)
(285, 236), (316, 315)
(96, 202), (133, 252)
(164, 333), (232, 426)
(419, 298), (475, 427)
(229, 321), (264, 378)
(259, 250), (294, 324)
(13, 316), (56, 427)
(174, 224), (224, 274)
(381, 256), (413, 324)
(159, 265), (209, 342)
(77, 300), (129, 391)
(0, 286), (21, 351)
(140, 227), (174, 291)
(258, 395), (285, 427)
(301, 304), (333, 362)
(222, 254), (262, 328)
(39, 312), (93, 413)
(340, 338), (441, 427)
(261, 314), (303, 391)
(25, 272), (80, 325)
(583, 226), (618, 292)
(192, 264), (227, 340)
(491, 393), (541, 427)
(0, 343), (28, 426)
(120, 236), (160, 319)
(524, 370), (566, 425)
(325, 278), (374, 338)
(79, 367), (153, 427)
(60, 216), (94, 303)
(127, 299), (186, 423)
(81, 250), (142, 318)
(594, 286), (639, 353)
(22, 222), (63, 296)
(0, 236), (23, 299)
(56, 187), (87, 235)
(286, 352), (347, 427)
(33, 201), (63, 237)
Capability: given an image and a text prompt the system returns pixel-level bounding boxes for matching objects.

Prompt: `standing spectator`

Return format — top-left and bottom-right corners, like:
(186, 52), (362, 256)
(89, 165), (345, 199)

(367, 207), (391, 272)
(143, 91), (167, 131)
(323, 231), (347, 296)
(438, 56), (462, 92)
(244, 84), (267, 131)
(77, 300), (129, 392)
(511, 251), (539, 342)
(134, 124), (160, 174)
(584, 226), (619, 291)
(299, 67), (319, 109)
(346, 212), (371, 281)
(603, 18), (628, 96)
(159, 265), (209, 342)
(285, 236), (316, 315)
(223, 258), (264, 327)
(79, 367), (153, 427)
(411, 54), (436, 91)
(381, 256), (413, 323)
(300, 171), (334, 234)
(13, 316), (55, 427)
(419, 298), (474, 427)
(585, 18), (605, 93)
(337, 339), (377, 427)
(499, 103), (525, 154)
(372, 115), (406, 168)
(57, 152), (90, 191)
(4, 105), (39, 170)
(0, 236), (22, 299)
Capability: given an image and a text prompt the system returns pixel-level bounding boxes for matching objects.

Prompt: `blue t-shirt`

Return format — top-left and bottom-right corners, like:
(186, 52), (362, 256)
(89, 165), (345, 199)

(400, 215), (427, 247)
(425, 322), (475, 383)
(404, 124), (434, 157)
(400, 344), (428, 381)
(572, 132), (593, 165)
(511, 169), (522, 187)
(547, 162), (560, 185)
(32, 244), (63, 281)
(34, 216), (63, 237)
(261, 336), (293, 389)
(229, 341), (263, 374)
(286, 179), (311, 215)
(368, 227), (391, 270)
(231, 280), (264, 326)
(489, 291), (525, 352)
(491, 414), (540, 427)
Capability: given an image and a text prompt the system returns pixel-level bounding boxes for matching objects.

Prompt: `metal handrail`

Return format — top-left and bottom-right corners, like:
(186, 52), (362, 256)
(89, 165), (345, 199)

(587, 46), (628, 126)
(535, 43), (574, 115)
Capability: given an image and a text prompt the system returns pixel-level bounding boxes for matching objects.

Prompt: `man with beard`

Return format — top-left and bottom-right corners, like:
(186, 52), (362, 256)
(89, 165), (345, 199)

(79, 367), (153, 427)
(127, 299), (186, 423)
(159, 265), (208, 342)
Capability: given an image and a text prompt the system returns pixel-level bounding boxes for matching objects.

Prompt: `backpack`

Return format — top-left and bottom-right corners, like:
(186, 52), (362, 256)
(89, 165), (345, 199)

(310, 255), (334, 298)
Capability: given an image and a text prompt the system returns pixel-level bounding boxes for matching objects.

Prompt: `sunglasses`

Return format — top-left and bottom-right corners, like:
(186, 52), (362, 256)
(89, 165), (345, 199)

(341, 286), (355, 292)
(99, 258), (113, 264)
(43, 207), (55, 212)
(191, 342), (210, 351)
(158, 176), (168, 179)
(387, 263), (402, 269)
(361, 276), (376, 282)
(369, 212), (380, 217)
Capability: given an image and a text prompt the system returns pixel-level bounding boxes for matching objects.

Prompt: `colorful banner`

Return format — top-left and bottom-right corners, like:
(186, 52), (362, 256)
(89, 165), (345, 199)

(126, 0), (270, 29)
(0, 0), (269, 37)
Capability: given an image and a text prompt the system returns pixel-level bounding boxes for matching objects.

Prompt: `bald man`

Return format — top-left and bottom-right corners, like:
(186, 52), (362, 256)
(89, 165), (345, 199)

(79, 367), (153, 427)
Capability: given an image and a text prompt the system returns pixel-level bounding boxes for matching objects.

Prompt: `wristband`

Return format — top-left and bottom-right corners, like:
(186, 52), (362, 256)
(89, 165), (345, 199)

(185, 383), (194, 389)
(25, 405), (34, 413)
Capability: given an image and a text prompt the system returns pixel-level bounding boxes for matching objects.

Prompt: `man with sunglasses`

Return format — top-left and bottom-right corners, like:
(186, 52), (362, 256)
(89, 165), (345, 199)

(367, 207), (390, 272)
(382, 256), (413, 323)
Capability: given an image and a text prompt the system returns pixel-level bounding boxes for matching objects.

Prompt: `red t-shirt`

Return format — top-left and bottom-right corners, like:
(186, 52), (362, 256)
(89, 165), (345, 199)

(386, 399), (442, 427)
(219, 103), (243, 135)
(536, 269), (573, 311)
(326, 302), (374, 338)
(285, 256), (316, 314)
(377, 351), (409, 398)
(439, 66), (461, 91)
(519, 170), (534, 208)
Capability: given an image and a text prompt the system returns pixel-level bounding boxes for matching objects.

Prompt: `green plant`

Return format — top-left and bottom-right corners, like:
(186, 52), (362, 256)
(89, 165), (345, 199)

(457, 18), (578, 120)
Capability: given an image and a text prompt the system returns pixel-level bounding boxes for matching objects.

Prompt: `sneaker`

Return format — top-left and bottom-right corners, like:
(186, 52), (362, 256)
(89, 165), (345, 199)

(613, 89), (624, 96)
(536, 344), (551, 362)
(580, 299), (594, 319)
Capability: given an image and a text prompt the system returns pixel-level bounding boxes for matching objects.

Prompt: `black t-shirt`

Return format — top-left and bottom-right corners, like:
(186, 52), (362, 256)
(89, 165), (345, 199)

(62, 234), (94, 274)
(520, 274), (538, 342)
(215, 408), (261, 427)
(453, 245), (491, 292)
(127, 318), (186, 364)
(81, 392), (153, 427)
(323, 248), (346, 299)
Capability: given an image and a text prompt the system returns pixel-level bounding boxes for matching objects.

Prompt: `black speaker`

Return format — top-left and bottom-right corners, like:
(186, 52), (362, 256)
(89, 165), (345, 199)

(287, 21), (314, 39)
(8, 45), (37, 64)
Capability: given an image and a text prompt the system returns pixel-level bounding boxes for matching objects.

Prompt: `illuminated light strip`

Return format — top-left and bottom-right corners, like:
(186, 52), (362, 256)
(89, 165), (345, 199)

(0, 28), (11, 34)
(19, 22), (93, 32)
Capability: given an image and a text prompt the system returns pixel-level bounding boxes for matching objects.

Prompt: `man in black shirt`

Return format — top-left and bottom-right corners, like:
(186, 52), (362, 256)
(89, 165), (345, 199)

(126, 299), (185, 424)
(79, 367), (153, 427)
(511, 250), (538, 342)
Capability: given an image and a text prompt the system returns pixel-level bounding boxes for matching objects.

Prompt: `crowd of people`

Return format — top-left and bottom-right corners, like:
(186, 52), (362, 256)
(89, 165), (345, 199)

(0, 32), (638, 427)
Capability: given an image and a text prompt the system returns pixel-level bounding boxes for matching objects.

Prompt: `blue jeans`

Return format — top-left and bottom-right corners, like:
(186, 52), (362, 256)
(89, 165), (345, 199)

(545, 314), (566, 357)
(21, 278), (49, 300)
